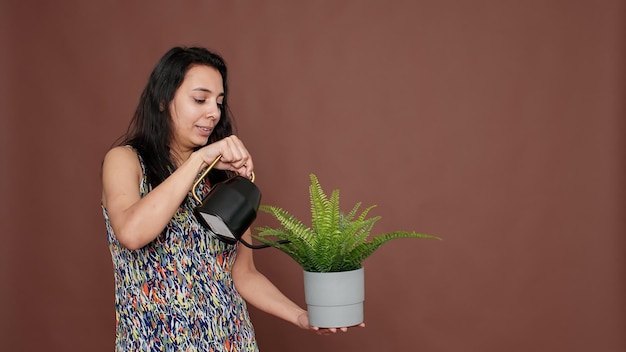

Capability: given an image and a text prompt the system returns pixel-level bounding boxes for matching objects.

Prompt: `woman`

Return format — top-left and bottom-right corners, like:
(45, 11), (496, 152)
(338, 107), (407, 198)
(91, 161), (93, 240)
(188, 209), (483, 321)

(101, 46), (353, 351)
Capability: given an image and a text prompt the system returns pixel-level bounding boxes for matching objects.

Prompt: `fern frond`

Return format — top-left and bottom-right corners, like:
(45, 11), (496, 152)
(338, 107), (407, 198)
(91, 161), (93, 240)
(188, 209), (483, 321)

(258, 205), (314, 244)
(342, 215), (381, 252)
(345, 232), (442, 269)
(253, 226), (317, 269)
(327, 189), (341, 237)
(309, 174), (329, 237)
(255, 173), (441, 272)
(343, 202), (362, 223)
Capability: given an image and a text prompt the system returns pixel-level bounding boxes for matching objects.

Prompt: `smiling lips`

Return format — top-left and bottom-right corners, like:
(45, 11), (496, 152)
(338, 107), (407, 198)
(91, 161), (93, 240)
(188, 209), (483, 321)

(197, 126), (213, 136)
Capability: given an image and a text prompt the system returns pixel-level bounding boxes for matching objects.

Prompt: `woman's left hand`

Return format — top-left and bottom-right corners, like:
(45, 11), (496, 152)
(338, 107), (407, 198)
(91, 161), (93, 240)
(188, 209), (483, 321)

(297, 312), (366, 335)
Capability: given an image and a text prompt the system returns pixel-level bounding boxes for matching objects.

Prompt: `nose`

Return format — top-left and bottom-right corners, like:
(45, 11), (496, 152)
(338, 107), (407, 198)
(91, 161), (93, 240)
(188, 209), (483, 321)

(206, 102), (220, 119)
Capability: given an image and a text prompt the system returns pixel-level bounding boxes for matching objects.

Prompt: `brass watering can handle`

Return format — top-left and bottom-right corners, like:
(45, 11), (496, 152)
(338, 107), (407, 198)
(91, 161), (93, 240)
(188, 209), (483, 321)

(192, 155), (255, 203)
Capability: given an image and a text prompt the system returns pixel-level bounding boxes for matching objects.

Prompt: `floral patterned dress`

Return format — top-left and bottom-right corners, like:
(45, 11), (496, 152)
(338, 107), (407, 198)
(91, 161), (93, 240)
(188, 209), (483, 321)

(102, 150), (258, 351)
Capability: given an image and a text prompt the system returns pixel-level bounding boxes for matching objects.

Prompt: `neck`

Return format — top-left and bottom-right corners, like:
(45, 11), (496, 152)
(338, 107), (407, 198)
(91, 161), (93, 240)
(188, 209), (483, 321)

(169, 143), (193, 167)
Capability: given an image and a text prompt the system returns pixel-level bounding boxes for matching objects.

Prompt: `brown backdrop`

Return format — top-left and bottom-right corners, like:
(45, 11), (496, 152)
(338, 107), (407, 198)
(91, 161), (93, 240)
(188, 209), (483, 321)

(1, 1), (624, 351)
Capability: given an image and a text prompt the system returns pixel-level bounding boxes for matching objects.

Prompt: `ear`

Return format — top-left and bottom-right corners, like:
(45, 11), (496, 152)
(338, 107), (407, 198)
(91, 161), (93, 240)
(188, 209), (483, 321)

(159, 102), (165, 112)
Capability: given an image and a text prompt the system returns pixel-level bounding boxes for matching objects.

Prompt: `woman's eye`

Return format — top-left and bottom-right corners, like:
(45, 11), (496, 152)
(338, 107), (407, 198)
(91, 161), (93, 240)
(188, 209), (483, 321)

(217, 102), (224, 108)
(194, 98), (206, 104)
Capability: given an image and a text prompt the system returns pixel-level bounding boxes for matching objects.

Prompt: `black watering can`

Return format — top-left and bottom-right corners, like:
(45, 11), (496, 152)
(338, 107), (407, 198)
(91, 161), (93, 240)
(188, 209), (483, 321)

(192, 155), (283, 249)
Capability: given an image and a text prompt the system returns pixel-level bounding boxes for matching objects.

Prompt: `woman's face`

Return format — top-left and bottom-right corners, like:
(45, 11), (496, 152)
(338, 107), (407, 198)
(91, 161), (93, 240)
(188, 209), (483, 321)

(169, 64), (224, 151)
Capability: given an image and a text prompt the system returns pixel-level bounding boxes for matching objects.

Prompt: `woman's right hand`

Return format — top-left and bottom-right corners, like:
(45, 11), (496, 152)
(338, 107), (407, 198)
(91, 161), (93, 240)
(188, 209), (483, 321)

(197, 135), (253, 178)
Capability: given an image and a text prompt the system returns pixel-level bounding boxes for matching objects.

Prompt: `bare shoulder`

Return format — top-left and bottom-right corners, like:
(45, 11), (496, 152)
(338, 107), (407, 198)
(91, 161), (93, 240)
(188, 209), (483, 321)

(104, 145), (142, 173)
(102, 146), (142, 206)
(104, 145), (138, 163)
(103, 146), (141, 173)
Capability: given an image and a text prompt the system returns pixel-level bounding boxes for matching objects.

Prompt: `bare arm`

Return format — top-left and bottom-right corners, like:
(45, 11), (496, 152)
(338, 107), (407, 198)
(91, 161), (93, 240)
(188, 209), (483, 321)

(102, 136), (253, 250)
(101, 146), (207, 249)
(232, 231), (309, 328)
(232, 231), (366, 334)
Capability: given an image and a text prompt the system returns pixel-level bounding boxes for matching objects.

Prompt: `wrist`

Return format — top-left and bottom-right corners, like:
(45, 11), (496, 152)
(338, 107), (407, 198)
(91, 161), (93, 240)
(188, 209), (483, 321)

(294, 309), (309, 329)
(188, 151), (211, 173)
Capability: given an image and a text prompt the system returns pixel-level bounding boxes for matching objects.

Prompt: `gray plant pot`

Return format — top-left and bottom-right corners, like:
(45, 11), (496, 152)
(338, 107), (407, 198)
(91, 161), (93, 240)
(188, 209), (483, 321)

(303, 267), (365, 328)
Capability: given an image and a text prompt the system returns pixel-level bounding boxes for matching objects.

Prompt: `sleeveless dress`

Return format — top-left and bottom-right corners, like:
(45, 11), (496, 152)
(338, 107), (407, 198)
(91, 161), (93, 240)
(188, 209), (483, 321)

(102, 150), (258, 351)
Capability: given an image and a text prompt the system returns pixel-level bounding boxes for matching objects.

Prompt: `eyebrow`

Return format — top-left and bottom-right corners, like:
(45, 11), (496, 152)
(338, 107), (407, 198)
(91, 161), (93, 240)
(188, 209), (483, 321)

(192, 88), (224, 96)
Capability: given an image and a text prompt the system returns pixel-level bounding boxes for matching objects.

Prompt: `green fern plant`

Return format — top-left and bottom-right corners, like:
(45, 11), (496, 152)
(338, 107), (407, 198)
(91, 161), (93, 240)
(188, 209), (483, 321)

(253, 174), (441, 272)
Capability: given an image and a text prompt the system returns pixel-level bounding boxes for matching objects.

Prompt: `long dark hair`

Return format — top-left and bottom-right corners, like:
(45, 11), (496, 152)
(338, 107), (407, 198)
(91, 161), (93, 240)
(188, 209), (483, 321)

(120, 46), (235, 188)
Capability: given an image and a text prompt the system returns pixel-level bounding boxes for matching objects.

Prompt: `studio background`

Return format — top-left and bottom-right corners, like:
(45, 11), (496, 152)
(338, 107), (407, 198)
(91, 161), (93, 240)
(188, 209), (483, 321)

(1, 1), (624, 351)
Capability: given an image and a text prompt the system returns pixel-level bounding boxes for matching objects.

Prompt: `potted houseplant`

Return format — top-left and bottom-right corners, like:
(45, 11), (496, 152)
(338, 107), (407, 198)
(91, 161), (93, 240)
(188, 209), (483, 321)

(253, 174), (441, 328)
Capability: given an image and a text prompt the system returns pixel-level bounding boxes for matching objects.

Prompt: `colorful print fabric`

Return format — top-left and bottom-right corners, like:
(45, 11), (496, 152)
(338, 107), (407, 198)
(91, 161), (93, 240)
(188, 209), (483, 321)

(103, 150), (258, 351)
